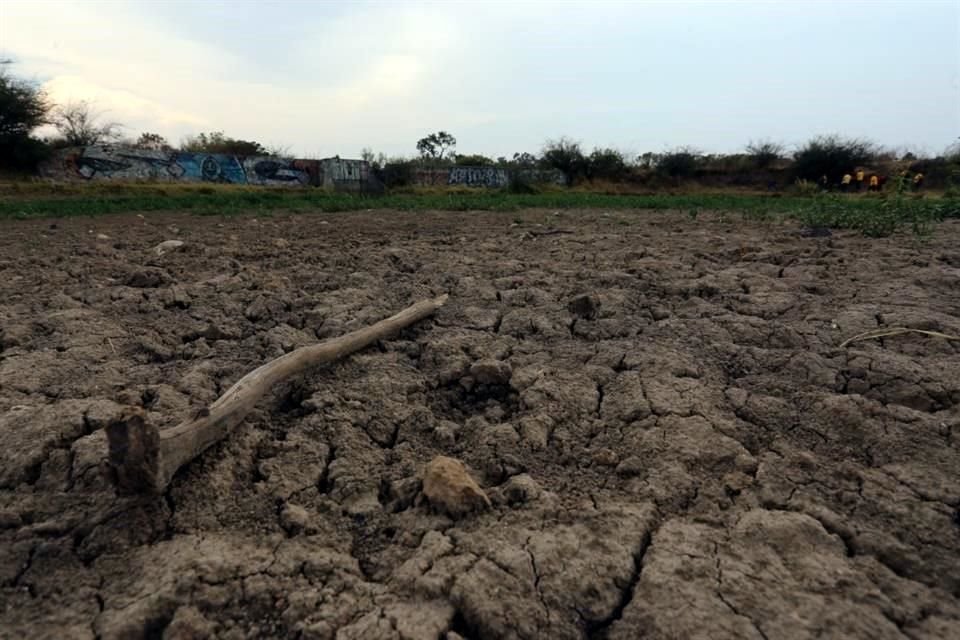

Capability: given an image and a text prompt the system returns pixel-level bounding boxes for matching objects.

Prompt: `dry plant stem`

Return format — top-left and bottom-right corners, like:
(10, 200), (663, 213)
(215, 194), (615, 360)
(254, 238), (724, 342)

(839, 326), (960, 348)
(107, 294), (449, 494)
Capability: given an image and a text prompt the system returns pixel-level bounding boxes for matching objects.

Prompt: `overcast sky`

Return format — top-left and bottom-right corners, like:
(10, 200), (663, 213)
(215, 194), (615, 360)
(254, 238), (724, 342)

(2, 0), (958, 159)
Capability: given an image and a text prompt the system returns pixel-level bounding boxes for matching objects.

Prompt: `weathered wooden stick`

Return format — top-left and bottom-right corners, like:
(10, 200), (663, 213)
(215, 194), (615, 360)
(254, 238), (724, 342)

(107, 294), (449, 494)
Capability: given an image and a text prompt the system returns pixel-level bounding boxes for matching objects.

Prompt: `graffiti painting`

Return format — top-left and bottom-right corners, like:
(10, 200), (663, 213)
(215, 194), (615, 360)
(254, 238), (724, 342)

(174, 153), (247, 184)
(243, 157), (312, 186)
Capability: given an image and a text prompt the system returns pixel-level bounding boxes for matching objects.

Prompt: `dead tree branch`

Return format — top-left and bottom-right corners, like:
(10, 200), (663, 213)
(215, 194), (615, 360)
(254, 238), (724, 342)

(107, 294), (448, 493)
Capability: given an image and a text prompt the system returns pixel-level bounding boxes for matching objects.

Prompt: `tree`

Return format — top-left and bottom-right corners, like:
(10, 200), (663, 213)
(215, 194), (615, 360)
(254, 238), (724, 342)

(636, 152), (662, 170)
(511, 152), (539, 168)
(0, 60), (52, 170)
(416, 131), (456, 161)
(133, 132), (171, 151)
(793, 135), (876, 182)
(361, 147), (389, 170)
(181, 131), (265, 156)
(745, 139), (785, 169)
(51, 100), (123, 147)
(540, 137), (586, 185)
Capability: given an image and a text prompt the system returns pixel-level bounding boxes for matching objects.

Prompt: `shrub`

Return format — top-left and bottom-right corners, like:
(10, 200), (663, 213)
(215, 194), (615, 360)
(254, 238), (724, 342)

(181, 131), (265, 156)
(793, 135), (875, 182)
(506, 172), (540, 194)
(454, 154), (495, 166)
(655, 147), (702, 177)
(381, 160), (416, 188)
(540, 137), (586, 185)
(586, 148), (629, 181)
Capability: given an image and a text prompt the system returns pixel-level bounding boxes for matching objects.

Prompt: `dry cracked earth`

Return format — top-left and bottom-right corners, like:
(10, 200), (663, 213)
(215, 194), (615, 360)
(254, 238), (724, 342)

(1, 208), (958, 640)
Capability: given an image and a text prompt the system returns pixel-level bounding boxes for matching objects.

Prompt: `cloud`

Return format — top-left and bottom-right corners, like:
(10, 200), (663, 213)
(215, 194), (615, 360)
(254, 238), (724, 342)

(3, 1), (957, 156)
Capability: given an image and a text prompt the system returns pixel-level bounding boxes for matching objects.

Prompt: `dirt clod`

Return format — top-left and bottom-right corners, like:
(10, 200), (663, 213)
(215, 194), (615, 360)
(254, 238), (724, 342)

(421, 455), (491, 518)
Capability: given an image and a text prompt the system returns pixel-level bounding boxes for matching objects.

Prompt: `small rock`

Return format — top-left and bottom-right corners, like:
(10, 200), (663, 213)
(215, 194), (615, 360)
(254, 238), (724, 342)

(279, 503), (310, 535)
(469, 359), (512, 386)
(95, 233), (110, 241)
(273, 238), (290, 248)
(567, 294), (598, 319)
(244, 296), (271, 321)
(591, 448), (619, 467)
(154, 239), (185, 256)
(170, 285), (191, 309)
(517, 414), (551, 450)
(615, 455), (645, 477)
(125, 269), (169, 288)
(421, 456), (491, 519)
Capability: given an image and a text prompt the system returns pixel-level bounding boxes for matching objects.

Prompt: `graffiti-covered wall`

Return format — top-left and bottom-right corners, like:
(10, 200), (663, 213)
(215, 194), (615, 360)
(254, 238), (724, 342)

(413, 166), (565, 188)
(38, 146), (379, 190)
(319, 158), (375, 192)
(39, 147), (562, 191)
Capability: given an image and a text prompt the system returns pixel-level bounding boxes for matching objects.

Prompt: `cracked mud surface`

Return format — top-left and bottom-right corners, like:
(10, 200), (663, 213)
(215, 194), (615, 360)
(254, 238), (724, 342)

(1, 209), (958, 639)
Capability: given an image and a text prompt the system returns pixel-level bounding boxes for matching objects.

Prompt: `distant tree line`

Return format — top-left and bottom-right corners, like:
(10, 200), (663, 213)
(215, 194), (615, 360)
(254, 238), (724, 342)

(2, 62), (958, 189)
(0, 61), (290, 172)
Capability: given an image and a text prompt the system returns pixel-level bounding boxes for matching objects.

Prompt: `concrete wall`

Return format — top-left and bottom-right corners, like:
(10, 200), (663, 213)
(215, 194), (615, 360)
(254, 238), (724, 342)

(413, 166), (565, 188)
(39, 146), (376, 190)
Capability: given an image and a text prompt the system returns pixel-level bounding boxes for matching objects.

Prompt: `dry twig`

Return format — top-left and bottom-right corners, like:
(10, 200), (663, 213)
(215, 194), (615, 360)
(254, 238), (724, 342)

(839, 326), (960, 348)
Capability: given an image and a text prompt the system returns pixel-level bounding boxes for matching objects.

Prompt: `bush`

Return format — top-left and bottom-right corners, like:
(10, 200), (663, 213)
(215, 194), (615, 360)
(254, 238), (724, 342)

(655, 147), (702, 177)
(541, 138), (586, 185)
(506, 172), (540, 194)
(586, 148), (629, 181)
(381, 160), (416, 188)
(793, 135), (875, 182)
(181, 131), (265, 156)
(454, 154), (495, 166)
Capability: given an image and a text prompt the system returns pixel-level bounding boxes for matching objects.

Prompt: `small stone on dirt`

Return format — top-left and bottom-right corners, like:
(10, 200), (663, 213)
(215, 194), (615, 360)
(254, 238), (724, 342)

(279, 503), (311, 535)
(125, 268), (169, 288)
(591, 448), (619, 467)
(469, 359), (512, 386)
(153, 239), (185, 256)
(496, 473), (542, 506)
(615, 455), (645, 477)
(421, 455), (491, 519)
(95, 233), (110, 241)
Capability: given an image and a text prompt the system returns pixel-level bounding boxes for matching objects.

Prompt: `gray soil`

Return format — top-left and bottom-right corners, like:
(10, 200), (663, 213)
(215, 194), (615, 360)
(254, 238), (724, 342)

(1, 209), (958, 640)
